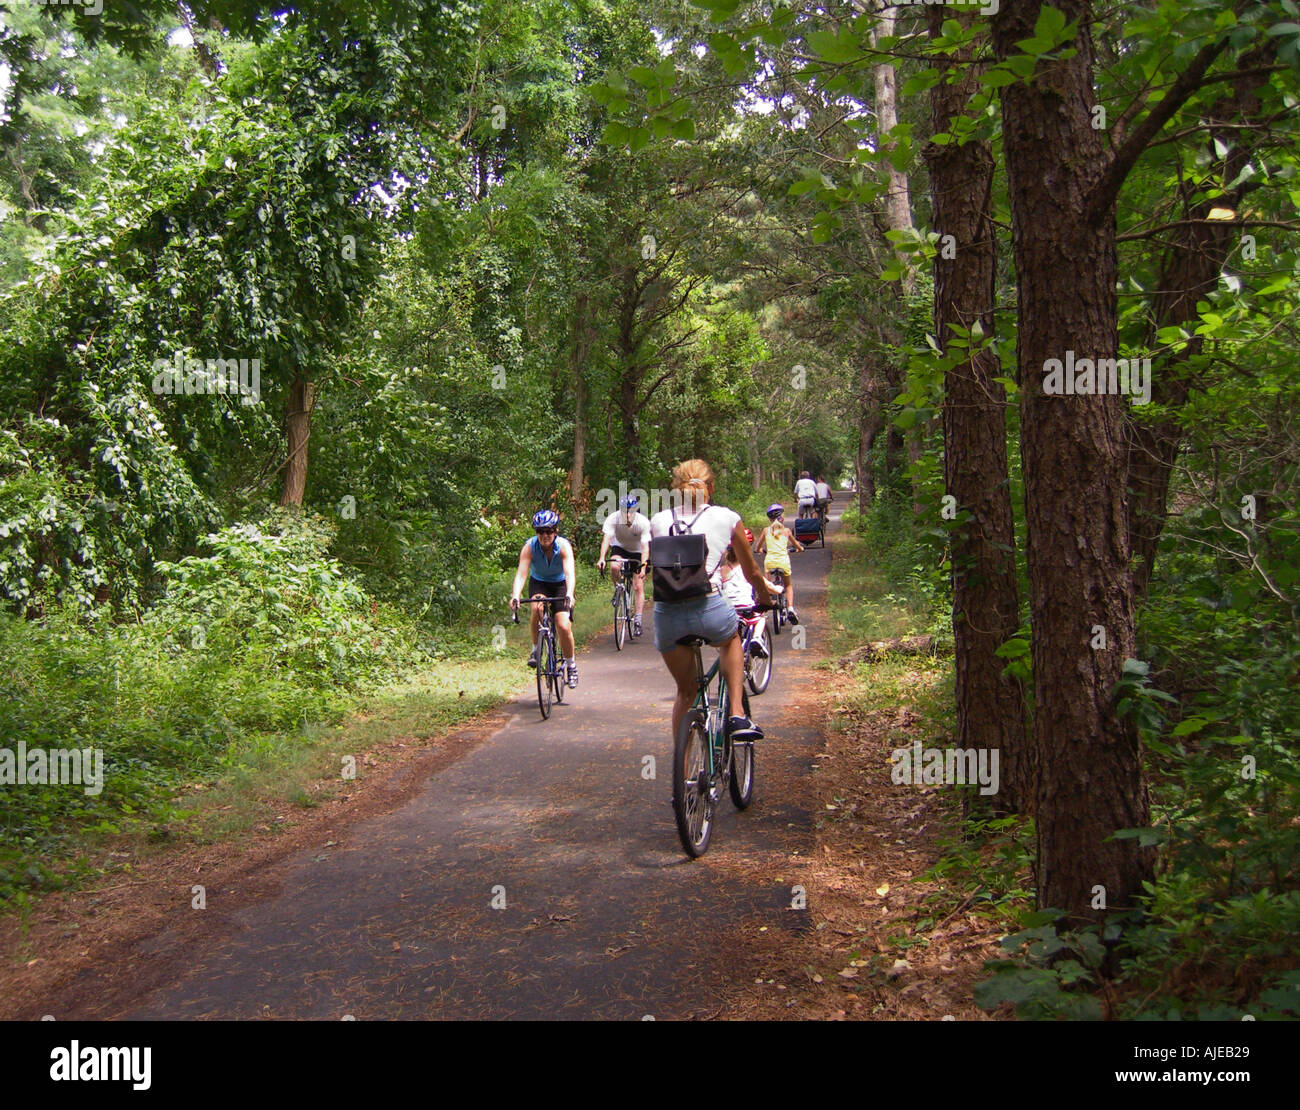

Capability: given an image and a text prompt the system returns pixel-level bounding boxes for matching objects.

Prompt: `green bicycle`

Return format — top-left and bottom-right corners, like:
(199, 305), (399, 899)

(670, 620), (771, 858)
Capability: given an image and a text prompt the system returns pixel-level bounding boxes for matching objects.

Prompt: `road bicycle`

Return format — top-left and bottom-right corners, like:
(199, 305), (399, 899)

(738, 605), (773, 695)
(600, 556), (642, 650)
(670, 604), (775, 858)
(512, 596), (568, 719)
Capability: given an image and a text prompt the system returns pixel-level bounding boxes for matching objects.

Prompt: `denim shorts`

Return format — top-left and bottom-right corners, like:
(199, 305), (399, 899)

(653, 591), (739, 653)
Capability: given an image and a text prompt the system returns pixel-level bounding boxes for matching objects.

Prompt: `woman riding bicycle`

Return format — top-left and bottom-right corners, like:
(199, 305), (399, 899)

(510, 509), (579, 688)
(650, 460), (772, 742)
(754, 503), (803, 625)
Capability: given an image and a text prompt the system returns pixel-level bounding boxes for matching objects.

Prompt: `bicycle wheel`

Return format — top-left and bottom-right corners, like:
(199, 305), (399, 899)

(770, 571), (786, 635)
(730, 691), (755, 810)
(536, 631), (553, 719)
(613, 587), (627, 650)
(672, 709), (714, 858)
(552, 631), (566, 704)
(745, 620), (773, 695)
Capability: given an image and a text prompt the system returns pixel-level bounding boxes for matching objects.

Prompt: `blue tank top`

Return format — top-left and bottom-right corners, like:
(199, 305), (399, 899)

(529, 535), (570, 582)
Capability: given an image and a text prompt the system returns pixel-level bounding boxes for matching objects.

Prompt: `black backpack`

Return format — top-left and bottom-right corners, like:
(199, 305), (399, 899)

(649, 506), (715, 603)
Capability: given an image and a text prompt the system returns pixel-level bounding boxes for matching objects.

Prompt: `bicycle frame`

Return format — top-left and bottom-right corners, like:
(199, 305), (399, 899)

(607, 553), (643, 581)
(688, 643), (729, 779)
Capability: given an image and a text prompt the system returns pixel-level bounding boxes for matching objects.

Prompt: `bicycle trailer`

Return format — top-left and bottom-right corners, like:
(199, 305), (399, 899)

(793, 516), (821, 543)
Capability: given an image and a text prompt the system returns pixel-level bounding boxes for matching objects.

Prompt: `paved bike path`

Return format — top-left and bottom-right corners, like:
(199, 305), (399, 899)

(58, 511), (840, 1020)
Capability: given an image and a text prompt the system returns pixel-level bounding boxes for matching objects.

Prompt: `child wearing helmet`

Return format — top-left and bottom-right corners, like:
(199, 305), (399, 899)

(754, 503), (803, 624)
(720, 541), (783, 613)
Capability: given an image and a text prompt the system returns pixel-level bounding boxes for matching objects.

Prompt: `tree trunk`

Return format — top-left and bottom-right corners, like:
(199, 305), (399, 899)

(619, 363), (641, 479)
(572, 373), (587, 499)
(925, 8), (1028, 815)
(872, 8), (918, 512)
(570, 295), (592, 499)
(279, 375), (315, 507)
(1128, 54), (1270, 597)
(857, 359), (887, 514)
(872, 9), (914, 249)
(992, 0), (1150, 923)
(884, 424), (906, 488)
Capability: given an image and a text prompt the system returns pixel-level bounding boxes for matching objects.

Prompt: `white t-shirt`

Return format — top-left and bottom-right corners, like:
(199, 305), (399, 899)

(649, 503), (741, 591)
(603, 510), (651, 553)
(720, 565), (756, 609)
(795, 478), (817, 503)
(815, 481), (831, 500)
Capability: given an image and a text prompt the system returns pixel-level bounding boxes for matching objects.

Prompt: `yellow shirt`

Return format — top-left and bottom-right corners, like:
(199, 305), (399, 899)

(764, 524), (793, 570)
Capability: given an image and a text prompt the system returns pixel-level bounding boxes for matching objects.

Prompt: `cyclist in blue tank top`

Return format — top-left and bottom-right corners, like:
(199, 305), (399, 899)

(510, 509), (579, 686)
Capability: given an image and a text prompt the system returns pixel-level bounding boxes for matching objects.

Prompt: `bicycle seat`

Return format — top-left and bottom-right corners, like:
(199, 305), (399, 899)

(675, 634), (708, 647)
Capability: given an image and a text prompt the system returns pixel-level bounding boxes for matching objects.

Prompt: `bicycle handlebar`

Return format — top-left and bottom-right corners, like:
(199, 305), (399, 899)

(511, 595), (571, 623)
(599, 556), (643, 575)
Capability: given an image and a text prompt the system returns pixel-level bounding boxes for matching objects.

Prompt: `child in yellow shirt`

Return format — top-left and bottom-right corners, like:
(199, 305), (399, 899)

(755, 503), (804, 623)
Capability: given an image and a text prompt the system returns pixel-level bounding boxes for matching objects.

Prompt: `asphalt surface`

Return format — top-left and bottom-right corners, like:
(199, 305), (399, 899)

(75, 509), (840, 1019)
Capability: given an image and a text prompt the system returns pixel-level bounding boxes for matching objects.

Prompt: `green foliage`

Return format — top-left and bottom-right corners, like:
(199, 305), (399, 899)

(976, 913), (1107, 1021)
(0, 507), (425, 903)
(149, 509), (426, 683)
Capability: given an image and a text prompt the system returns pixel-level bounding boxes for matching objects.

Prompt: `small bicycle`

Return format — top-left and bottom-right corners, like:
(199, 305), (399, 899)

(768, 568), (790, 635)
(738, 605), (774, 695)
(670, 604), (775, 859)
(512, 596), (567, 719)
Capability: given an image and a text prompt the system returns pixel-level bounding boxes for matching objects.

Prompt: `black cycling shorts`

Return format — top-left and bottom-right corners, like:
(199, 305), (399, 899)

(528, 577), (572, 614)
(610, 545), (643, 572)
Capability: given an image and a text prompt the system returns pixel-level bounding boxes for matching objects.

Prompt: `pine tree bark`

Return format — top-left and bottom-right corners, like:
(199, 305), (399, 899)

(925, 8), (1028, 814)
(992, 0), (1150, 921)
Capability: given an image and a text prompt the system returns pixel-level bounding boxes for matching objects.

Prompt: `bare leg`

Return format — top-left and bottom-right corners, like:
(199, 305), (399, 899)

(555, 611), (576, 658)
(660, 645), (700, 737)
(718, 634), (747, 718)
